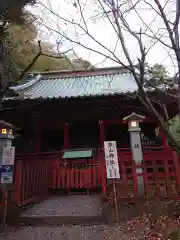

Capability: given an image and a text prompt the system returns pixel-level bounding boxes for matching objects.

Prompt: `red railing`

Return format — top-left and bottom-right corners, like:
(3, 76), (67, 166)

(13, 150), (102, 206)
(8, 147), (180, 208)
(13, 152), (62, 206)
(51, 148), (103, 191)
(52, 159), (102, 191)
(104, 148), (180, 200)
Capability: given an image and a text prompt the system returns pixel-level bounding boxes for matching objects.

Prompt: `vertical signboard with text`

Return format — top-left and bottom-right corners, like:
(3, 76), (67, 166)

(1, 146), (15, 184)
(104, 141), (120, 179)
(2, 147), (15, 165)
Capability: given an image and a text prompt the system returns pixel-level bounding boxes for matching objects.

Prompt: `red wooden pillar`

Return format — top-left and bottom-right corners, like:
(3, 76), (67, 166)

(36, 121), (41, 152)
(159, 126), (167, 147)
(64, 122), (69, 149)
(99, 120), (107, 198)
(99, 120), (105, 149)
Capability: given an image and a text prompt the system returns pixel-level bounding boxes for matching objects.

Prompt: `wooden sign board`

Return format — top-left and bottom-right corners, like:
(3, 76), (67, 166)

(104, 141), (120, 179)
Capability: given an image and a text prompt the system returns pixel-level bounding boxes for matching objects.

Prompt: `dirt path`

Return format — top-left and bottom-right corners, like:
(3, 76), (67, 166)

(0, 224), (145, 240)
(1, 213), (179, 240)
(1, 196), (180, 239)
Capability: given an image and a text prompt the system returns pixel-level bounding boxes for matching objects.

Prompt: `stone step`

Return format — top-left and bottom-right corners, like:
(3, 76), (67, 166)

(20, 194), (103, 218)
(10, 215), (106, 226)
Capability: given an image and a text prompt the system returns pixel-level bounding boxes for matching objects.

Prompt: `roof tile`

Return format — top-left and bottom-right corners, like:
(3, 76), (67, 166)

(11, 71), (138, 99)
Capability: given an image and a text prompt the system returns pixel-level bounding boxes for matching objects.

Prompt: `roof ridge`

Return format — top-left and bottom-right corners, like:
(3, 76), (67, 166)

(29, 66), (131, 76)
(41, 69), (130, 80)
(10, 74), (42, 91)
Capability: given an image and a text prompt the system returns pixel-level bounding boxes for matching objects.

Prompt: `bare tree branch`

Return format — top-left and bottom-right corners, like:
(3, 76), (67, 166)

(39, 2), (128, 68)
(77, 0), (89, 33)
(133, 5), (172, 49)
(152, 0), (178, 54)
(41, 48), (72, 59)
(32, 0), (180, 154)
(40, 21), (128, 67)
(173, 0), (180, 32)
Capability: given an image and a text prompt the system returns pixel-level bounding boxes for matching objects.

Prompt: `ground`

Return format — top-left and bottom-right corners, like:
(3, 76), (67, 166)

(0, 195), (180, 239)
(0, 224), (143, 240)
(0, 218), (178, 240)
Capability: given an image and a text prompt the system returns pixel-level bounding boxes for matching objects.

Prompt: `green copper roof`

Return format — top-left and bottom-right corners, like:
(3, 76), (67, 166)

(63, 150), (93, 159)
(10, 68), (138, 99)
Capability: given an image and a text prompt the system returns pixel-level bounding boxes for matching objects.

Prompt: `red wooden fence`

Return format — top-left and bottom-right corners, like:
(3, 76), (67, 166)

(52, 160), (102, 191)
(13, 152), (60, 206)
(1, 147), (179, 209)
(104, 148), (180, 201)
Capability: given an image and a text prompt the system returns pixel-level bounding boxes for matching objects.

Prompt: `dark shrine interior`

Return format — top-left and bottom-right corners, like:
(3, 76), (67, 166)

(14, 122), (161, 153)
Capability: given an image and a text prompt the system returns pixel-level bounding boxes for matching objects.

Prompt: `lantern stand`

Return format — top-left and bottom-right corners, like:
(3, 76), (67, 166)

(0, 121), (15, 226)
(123, 112), (145, 197)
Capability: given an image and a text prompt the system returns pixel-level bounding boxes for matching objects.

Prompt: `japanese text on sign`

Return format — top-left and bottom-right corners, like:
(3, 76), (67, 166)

(104, 141), (120, 179)
(2, 147), (15, 165)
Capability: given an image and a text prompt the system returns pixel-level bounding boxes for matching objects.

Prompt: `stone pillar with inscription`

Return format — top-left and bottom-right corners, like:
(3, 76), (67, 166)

(123, 112), (145, 197)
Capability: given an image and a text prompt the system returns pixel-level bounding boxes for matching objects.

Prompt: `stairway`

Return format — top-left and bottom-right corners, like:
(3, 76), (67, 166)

(11, 194), (106, 226)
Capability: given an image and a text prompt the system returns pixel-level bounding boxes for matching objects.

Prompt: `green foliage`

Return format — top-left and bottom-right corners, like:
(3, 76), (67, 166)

(0, 0), (35, 25)
(149, 64), (169, 86)
(151, 64), (168, 80)
(0, 2), (36, 90)
(168, 115), (180, 146)
(169, 229), (180, 240)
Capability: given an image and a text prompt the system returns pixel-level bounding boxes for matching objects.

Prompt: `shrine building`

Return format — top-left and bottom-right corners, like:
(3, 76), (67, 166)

(2, 66), (176, 154)
(0, 66), (178, 199)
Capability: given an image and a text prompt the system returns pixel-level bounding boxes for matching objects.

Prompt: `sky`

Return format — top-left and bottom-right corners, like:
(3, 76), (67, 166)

(29, 0), (178, 75)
